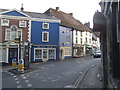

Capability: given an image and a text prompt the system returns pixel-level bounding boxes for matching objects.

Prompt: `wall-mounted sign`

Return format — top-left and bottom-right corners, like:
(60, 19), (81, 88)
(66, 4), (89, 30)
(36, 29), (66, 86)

(93, 11), (106, 32)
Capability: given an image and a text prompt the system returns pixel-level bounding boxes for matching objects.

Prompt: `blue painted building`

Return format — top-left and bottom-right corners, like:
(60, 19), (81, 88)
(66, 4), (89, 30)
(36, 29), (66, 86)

(30, 21), (60, 62)
(44, 7), (87, 60)
(0, 7), (87, 63)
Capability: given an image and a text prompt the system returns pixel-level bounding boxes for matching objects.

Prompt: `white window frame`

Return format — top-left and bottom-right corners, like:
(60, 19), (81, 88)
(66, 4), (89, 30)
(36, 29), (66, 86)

(5, 29), (11, 41)
(42, 23), (49, 29)
(1, 19), (9, 26)
(34, 48), (56, 60)
(17, 30), (22, 41)
(48, 49), (56, 59)
(5, 27), (22, 41)
(34, 48), (42, 59)
(42, 31), (49, 42)
(64, 47), (71, 56)
(19, 20), (26, 27)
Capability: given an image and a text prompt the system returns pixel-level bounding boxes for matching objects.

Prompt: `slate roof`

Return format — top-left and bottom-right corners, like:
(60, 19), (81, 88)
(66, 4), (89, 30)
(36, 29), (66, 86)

(0, 8), (59, 20)
(0, 8), (92, 32)
(45, 8), (92, 32)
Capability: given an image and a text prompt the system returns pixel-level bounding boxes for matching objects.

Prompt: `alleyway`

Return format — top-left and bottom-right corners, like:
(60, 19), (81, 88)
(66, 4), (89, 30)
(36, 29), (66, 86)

(2, 56), (103, 89)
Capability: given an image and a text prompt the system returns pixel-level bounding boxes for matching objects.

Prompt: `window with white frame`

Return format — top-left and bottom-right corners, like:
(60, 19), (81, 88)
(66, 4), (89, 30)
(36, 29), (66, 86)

(48, 49), (55, 59)
(5, 29), (10, 41)
(66, 36), (70, 43)
(1, 19), (9, 26)
(64, 48), (71, 56)
(42, 23), (49, 29)
(80, 32), (82, 37)
(5, 26), (22, 41)
(35, 49), (42, 59)
(42, 31), (49, 42)
(17, 30), (22, 40)
(19, 21), (26, 27)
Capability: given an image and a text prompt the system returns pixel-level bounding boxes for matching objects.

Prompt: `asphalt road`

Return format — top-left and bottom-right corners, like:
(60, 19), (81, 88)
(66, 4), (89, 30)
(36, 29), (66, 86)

(2, 56), (103, 89)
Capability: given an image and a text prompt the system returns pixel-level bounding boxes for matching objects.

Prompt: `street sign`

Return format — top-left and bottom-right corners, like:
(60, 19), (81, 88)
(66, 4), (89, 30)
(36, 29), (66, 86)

(18, 59), (24, 71)
(12, 58), (17, 68)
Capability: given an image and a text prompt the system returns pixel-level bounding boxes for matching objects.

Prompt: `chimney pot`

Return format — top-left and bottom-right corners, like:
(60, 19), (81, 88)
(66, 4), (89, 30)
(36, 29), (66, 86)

(56, 7), (59, 11)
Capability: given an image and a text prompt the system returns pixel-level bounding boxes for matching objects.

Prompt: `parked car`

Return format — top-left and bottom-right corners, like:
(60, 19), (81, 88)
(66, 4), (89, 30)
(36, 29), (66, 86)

(94, 50), (101, 58)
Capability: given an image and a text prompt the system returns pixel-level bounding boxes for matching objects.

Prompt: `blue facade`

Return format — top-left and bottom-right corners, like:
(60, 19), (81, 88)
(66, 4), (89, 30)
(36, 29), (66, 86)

(59, 26), (73, 60)
(30, 20), (60, 62)
(59, 26), (73, 47)
(2, 10), (27, 17)
(31, 21), (59, 45)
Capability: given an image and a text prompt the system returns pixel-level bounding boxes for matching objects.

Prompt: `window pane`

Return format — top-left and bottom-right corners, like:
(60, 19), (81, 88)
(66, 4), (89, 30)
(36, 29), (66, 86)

(2, 19), (9, 26)
(17, 31), (22, 40)
(11, 26), (17, 41)
(19, 21), (26, 27)
(48, 49), (55, 59)
(65, 48), (71, 56)
(43, 33), (47, 41)
(43, 23), (49, 29)
(43, 49), (47, 58)
(42, 32), (49, 42)
(5, 30), (10, 40)
(35, 49), (42, 59)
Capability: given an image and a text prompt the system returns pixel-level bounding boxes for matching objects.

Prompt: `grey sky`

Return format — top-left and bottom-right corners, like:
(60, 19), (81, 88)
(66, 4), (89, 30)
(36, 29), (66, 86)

(0, 0), (101, 28)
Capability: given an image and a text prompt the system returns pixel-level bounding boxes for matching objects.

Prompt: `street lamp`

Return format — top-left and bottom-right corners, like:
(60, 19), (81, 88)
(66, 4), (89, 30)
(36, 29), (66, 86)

(83, 42), (86, 57)
(24, 42), (30, 68)
(14, 36), (21, 64)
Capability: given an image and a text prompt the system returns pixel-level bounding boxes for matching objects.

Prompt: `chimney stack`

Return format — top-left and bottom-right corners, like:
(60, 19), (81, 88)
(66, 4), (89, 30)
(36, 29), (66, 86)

(56, 7), (59, 11)
(69, 13), (73, 16)
(21, 3), (24, 11)
(84, 22), (90, 28)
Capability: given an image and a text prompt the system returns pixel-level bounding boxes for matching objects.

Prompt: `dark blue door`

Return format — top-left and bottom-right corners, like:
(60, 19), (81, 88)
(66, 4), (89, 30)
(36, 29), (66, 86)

(9, 48), (18, 63)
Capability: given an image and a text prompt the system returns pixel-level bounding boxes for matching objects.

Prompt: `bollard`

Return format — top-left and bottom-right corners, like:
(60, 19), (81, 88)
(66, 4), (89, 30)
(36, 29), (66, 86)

(18, 59), (24, 72)
(12, 59), (17, 68)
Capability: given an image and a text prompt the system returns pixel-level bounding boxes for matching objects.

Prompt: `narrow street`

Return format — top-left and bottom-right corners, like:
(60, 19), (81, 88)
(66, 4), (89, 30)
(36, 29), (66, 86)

(2, 56), (103, 89)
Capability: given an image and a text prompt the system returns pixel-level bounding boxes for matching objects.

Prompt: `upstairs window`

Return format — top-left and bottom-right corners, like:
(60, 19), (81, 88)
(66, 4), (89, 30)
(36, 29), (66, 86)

(5, 25), (22, 41)
(66, 36), (70, 43)
(1, 19), (9, 26)
(19, 21), (26, 27)
(42, 31), (49, 42)
(42, 23), (49, 29)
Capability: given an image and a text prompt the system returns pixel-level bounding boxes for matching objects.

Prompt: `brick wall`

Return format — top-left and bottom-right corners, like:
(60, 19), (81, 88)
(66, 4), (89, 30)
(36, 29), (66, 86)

(0, 19), (29, 43)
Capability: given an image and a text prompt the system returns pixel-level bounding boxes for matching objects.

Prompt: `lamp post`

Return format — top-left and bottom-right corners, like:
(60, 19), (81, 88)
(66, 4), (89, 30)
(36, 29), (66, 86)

(15, 36), (21, 61)
(24, 42), (30, 68)
(83, 42), (86, 57)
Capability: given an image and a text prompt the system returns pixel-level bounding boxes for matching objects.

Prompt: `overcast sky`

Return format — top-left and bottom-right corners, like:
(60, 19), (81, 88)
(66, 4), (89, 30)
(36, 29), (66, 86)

(0, 0), (101, 28)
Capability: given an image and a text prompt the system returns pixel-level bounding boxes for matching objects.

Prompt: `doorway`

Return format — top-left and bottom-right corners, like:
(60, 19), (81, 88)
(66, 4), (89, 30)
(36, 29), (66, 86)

(8, 48), (18, 63)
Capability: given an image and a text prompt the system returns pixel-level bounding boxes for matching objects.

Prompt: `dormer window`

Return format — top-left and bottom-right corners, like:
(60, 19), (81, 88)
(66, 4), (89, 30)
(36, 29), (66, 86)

(1, 19), (9, 26)
(19, 20), (26, 27)
(42, 23), (49, 29)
